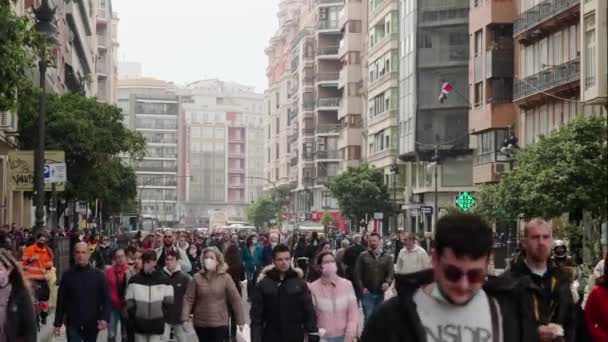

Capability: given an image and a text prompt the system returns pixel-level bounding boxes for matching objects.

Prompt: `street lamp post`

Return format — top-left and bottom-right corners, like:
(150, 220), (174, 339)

(33, 0), (57, 234)
(431, 145), (440, 231)
(390, 160), (400, 234)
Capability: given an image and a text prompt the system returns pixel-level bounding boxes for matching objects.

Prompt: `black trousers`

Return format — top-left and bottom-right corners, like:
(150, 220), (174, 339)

(195, 326), (228, 342)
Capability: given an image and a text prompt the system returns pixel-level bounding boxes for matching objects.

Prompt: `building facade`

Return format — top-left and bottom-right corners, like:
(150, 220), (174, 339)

(0, 0), (118, 228)
(265, 0), (368, 228)
(399, 0), (474, 234)
(117, 78), (179, 224)
(95, 0), (119, 104)
(177, 80), (265, 224)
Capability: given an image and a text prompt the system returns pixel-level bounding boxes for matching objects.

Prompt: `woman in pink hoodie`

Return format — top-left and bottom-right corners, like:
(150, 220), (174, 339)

(308, 251), (359, 342)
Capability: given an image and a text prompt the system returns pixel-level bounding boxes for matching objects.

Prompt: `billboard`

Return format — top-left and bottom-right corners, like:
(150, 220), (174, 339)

(8, 150), (66, 191)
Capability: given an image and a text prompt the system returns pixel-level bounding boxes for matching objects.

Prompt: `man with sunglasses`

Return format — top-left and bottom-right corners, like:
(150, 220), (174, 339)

(155, 230), (192, 273)
(502, 218), (578, 342)
(361, 213), (521, 342)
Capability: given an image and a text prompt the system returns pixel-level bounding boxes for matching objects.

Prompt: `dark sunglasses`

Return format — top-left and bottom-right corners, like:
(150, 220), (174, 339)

(442, 265), (486, 284)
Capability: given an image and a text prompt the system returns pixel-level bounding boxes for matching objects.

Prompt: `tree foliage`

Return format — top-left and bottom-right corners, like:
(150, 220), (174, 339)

(247, 196), (281, 229)
(329, 163), (389, 224)
(0, 0), (46, 112)
(476, 116), (608, 221)
(18, 91), (146, 216)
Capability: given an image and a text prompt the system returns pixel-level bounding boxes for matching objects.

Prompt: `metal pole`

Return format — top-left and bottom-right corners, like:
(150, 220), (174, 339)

(34, 60), (47, 233)
(393, 169), (397, 234)
(51, 183), (57, 229)
(433, 145), (439, 233)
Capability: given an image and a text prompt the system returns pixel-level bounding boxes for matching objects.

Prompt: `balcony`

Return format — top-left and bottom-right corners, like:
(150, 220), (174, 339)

(513, 0), (579, 40)
(368, 71), (399, 93)
(228, 135), (244, 143)
(418, 44), (468, 68)
(315, 149), (340, 159)
(317, 20), (340, 32)
(288, 108), (298, 121)
(367, 148), (397, 162)
(303, 101), (315, 111)
(369, 33), (399, 57)
(96, 60), (108, 76)
(316, 124), (341, 135)
(290, 150), (299, 166)
(97, 35), (108, 49)
(317, 46), (340, 59)
(513, 57), (579, 102)
(485, 45), (514, 79)
(316, 0), (344, 5)
(317, 97), (340, 109)
(316, 72), (340, 86)
(418, 3), (469, 28)
(228, 182), (246, 189)
(228, 166), (245, 173)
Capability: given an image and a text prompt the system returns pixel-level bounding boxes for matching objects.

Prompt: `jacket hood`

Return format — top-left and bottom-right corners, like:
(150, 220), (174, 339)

(256, 264), (303, 283)
(163, 265), (182, 276)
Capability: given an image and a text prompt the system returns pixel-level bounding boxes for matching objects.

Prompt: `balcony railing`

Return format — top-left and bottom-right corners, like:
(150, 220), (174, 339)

(513, 0), (579, 36)
(418, 5), (469, 27)
(317, 72), (339, 82)
(315, 150), (340, 159)
(316, 124), (341, 134)
(513, 57), (579, 101)
(318, 20), (339, 30)
(317, 98), (340, 108)
(317, 46), (339, 56)
(303, 101), (315, 110)
(369, 33), (399, 55)
(368, 148), (397, 161)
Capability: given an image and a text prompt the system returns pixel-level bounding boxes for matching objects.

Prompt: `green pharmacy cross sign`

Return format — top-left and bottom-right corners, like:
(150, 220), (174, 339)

(455, 192), (476, 212)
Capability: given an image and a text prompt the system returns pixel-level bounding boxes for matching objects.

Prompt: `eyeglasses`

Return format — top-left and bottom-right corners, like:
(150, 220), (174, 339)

(442, 265), (486, 284)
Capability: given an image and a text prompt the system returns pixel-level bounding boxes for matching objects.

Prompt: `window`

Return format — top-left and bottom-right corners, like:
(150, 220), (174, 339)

(418, 31), (432, 48)
(474, 30), (483, 56)
(525, 110), (534, 145)
(474, 82), (483, 107)
(348, 21), (362, 33)
(477, 131), (495, 164)
(540, 106), (548, 135)
(525, 45), (534, 77)
(539, 38), (548, 69)
(569, 25), (577, 61)
(584, 13), (596, 88)
(553, 31), (563, 65)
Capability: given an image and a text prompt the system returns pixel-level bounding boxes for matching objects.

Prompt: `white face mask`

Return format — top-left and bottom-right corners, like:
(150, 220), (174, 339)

(204, 258), (218, 271)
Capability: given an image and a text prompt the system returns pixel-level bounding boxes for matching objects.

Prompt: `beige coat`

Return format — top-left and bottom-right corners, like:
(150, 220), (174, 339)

(181, 263), (245, 328)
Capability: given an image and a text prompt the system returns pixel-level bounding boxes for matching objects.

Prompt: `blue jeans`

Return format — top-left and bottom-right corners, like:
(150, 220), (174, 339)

(108, 309), (126, 342)
(361, 292), (384, 324)
(66, 325), (98, 342)
(321, 337), (346, 342)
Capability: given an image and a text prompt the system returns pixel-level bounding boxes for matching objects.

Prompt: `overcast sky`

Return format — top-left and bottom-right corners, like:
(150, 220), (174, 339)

(113, 0), (280, 92)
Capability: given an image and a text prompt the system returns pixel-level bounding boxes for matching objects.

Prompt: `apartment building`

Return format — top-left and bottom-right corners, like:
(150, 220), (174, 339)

(95, 0), (119, 104)
(177, 80), (265, 224)
(367, 0), (404, 228)
(338, 0), (367, 171)
(0, 0), (118, 227)
(513, 0), (606, 150)
(399, 0), (474, 233)
(118, 78), (179, 224)
(266, 0), (366, 227)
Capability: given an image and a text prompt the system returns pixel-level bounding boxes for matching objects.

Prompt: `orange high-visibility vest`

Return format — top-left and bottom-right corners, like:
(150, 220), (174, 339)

(22, 244), (54, 281)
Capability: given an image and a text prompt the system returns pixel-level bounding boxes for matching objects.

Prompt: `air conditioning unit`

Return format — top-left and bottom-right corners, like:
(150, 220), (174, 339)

(0, 111), (13, 128)
(494, 162), (511, 174)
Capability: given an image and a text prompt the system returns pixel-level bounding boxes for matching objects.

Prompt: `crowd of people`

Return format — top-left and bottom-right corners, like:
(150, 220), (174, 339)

(0, 214), (606, 342)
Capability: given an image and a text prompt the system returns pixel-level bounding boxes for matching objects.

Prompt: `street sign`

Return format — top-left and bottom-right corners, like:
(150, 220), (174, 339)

(373, 212), (383, 220)
(44, 163), (67, 183)
(455, 192), (476, 212)
(421, 206), (433, 214)
(8, 150), (65, 191)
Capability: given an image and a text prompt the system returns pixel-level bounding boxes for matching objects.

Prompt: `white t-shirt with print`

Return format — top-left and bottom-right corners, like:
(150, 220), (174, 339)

(413, 285), (495, 342)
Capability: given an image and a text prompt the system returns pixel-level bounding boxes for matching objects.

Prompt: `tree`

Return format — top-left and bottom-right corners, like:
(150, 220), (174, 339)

(479, 116), (607, 221)
(0, 0), (46, 112)
(18, 91), (146, 217)
(247, 196), (281, 229)
(329, 163), (389, 226)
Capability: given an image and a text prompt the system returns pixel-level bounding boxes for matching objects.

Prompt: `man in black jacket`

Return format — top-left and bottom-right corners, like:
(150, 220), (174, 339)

(501, 218), (578, 342)
(54, 242), (111, 342)
(250, 244), (319, 342)
(362, 214), (523, 342)
(342, 234), (366, 295)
